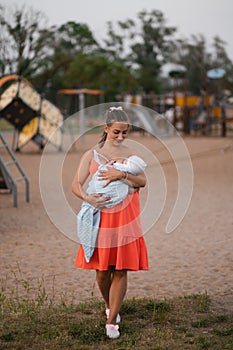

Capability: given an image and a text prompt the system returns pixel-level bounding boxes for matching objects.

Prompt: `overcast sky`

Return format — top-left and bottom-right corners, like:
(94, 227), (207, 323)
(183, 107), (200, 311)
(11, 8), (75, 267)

(2, 0), (233, 60)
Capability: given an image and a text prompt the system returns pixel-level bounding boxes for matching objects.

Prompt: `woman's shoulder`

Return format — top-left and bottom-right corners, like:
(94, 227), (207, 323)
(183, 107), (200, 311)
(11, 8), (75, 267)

(92, 147), (110, 163)
(83, 146), (102, 156)
(80, 148), (94, 163)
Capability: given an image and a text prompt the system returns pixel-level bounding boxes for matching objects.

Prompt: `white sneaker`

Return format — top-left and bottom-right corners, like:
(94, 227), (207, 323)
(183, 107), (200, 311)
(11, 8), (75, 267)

(106, 324), (120, 339)
(105, 308), (121, 323)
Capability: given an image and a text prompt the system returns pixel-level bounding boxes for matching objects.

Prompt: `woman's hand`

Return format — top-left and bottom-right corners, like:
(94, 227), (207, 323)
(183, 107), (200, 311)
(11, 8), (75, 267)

(98, 167), (125, 187)
(84, 193), (111, 208)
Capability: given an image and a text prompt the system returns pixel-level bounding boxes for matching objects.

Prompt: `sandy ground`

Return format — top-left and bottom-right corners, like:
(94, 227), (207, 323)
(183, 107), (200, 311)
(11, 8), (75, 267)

(0, 132), (233, 313)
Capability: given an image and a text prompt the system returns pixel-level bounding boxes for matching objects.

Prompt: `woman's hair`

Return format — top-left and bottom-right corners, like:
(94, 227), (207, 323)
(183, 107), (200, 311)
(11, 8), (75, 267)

(98, 106), (129, 147)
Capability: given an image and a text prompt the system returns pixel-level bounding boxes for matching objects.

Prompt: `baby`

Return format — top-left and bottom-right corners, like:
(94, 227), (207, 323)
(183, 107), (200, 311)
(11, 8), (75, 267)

(77, 155), (147, 262)
(86, 155), (147, 207)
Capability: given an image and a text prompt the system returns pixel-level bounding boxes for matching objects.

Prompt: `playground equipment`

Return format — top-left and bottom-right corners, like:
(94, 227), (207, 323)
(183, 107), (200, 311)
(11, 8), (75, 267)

(57, 88), (105, 133)
(57, 88), (105, 113)
(122, 95), (171, 136)
(0, 75), (63, 151)
(0, 132), (29, 207)
(125, 103), (168, 136)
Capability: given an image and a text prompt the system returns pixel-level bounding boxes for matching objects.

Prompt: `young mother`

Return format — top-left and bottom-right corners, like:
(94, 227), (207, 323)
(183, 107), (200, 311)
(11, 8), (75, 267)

(72, 106), (148, 339)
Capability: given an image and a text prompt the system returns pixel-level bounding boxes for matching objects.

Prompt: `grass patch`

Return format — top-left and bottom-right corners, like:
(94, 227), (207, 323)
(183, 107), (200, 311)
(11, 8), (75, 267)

(0, 279), (233, 350)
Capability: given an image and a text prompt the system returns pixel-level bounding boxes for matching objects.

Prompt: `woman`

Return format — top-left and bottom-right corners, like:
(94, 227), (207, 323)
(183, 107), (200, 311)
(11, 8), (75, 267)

(72, 106), (148, 339)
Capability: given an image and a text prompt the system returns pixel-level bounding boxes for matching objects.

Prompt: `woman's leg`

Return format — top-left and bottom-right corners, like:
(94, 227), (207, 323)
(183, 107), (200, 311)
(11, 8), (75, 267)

(96, 268), (128, 324)
(107, 269), (127, 324)
(96, 268), (113, 309)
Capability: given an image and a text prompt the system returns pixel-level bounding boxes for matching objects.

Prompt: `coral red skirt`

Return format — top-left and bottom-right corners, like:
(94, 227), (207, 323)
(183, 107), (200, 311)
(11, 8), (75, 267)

(74, 192), (148, 271)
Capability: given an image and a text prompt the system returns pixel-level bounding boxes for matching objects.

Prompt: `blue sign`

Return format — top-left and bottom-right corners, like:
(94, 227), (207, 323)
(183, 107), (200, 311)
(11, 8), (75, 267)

(207, 68), (226, 79)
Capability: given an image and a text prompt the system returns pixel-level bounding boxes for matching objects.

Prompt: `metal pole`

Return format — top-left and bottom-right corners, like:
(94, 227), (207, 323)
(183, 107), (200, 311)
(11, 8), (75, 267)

(221, 102), (226, 137)
(79, 93), (85, 141)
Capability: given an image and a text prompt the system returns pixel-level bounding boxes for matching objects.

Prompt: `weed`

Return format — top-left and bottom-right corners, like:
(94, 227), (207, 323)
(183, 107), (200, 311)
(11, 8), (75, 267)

(0, 276), (232, 350)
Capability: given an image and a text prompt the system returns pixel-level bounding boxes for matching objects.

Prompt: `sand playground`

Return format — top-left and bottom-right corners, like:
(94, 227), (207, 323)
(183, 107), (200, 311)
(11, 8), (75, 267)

(0, 132), (233, 313)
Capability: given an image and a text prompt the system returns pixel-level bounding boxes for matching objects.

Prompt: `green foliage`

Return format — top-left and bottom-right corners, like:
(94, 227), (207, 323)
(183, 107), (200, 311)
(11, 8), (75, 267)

(103, 9), (177, 93)
(172, 34), (233, 94)
(0, 3), (233, 101)
(64, 53), (129, 94)
(55, 21), (99, 59)
(0, 4), (53, 77)
(134, 9), (177, 92)
(0, 279), (233, 350)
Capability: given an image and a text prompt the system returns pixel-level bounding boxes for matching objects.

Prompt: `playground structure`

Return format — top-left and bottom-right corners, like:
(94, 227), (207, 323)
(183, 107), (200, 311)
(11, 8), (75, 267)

(57, 88), (105, 122)
(173, 93), (232, 136)
(57, 89), (172, 139)
(169, 66), (232, 136)
(57, 88), (105, 133)
(123, 92), (233, 137)
(1, 72), (232, 151)
(0, 132), (29, 207)
(0, 75), (63, 151)
(56, 88), (167, 139)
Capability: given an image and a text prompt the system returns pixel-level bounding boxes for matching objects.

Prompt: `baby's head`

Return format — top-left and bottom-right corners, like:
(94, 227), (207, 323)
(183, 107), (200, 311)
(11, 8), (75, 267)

(109, 157), (128, 165)
(127, 155), (147, 173)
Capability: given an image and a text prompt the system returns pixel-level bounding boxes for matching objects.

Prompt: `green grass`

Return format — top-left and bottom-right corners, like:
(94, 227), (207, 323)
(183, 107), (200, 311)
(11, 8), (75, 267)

(0, 280), (232, 350)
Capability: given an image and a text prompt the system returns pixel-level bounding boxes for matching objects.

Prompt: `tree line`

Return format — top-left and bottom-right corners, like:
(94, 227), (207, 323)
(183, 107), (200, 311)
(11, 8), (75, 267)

(1, 4), (232, 110)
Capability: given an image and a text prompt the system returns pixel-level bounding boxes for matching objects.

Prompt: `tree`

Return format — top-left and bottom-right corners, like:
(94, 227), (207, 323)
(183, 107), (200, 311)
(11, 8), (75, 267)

(173, 34), (233, 95)
(103, 19), (135, 63)
(64, 53), (130, 101)
(173, 35), (212, 94)
(0, 4), (53, 77)
(103, 9), (177, 93)
(30, 21), (101, 101)
(212, 36), (232, 70)
(211, 36), (233, 92)
(55, 21), (99, 56)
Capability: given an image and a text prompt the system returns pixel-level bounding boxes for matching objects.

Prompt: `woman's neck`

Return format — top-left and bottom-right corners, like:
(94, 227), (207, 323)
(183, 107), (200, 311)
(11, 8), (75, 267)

(98, 142), (124, 159)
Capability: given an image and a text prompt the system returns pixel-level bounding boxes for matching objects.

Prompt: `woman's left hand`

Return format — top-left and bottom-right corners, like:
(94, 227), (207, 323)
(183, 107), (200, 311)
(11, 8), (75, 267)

(98, 167), (124, 187)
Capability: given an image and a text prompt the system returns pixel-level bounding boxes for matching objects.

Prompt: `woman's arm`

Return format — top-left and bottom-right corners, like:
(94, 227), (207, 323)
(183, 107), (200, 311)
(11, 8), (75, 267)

(98, 150), (147, 189)
(71, 150), (112, 208)
(98, 167), (146, 188)
(71, 150), (92, 200)
(123, 171), (146, 188)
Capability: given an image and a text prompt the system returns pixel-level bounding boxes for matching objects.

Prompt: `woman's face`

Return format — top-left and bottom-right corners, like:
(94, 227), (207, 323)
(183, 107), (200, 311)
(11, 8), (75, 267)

(105, 122), (129, 145)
